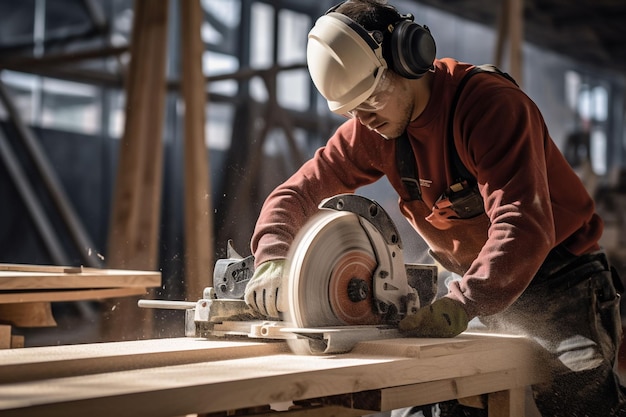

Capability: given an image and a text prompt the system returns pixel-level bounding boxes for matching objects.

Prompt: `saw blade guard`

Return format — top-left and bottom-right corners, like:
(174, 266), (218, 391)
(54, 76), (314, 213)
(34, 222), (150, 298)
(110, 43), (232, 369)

(284, 194), (420, 330)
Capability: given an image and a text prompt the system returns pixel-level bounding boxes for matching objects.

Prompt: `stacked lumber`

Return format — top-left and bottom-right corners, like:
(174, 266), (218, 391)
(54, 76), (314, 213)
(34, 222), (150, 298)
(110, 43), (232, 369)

(0, 264), (160, 347)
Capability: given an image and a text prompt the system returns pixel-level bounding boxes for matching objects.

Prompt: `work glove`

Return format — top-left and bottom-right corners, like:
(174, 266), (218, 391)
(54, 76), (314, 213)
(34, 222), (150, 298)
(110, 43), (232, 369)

(244, 259), (286, 319)
(399, 297), (469, 338)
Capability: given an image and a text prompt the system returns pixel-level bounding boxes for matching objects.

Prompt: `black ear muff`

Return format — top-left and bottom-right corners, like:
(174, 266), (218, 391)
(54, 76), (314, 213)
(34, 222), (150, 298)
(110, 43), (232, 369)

(389, 17), (436, 79)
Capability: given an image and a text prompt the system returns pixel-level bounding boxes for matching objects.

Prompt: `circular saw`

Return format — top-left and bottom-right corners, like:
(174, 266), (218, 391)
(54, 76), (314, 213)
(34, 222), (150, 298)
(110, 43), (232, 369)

(282, 194), (437, 354)
(138, 194), (437, 355)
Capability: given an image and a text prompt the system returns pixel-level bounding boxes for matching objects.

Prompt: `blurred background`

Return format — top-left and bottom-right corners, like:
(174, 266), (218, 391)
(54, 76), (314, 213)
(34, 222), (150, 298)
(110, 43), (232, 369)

(0, 0), (624, 346)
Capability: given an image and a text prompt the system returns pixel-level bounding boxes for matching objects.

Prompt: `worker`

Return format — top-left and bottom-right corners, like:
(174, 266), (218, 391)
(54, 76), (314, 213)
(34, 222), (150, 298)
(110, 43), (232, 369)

(243, 0), (626, 415)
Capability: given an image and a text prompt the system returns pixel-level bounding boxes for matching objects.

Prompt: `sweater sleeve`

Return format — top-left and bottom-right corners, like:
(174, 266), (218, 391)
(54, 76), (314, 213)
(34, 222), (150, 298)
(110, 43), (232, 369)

(250, 121), (390, 266)
(446, 77), (558, 317)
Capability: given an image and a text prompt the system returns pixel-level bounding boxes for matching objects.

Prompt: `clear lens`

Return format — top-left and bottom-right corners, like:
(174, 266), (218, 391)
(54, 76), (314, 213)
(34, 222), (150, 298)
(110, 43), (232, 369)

(346, 69), (394, 117)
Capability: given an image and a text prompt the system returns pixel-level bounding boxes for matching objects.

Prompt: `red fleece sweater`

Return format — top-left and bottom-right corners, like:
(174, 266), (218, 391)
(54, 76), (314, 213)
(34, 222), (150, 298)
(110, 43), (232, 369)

(250, 58), (602, 318)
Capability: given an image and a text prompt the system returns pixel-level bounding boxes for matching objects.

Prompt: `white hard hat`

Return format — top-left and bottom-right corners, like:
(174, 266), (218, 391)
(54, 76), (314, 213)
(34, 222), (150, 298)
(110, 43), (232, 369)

(307, 12), (388, 114)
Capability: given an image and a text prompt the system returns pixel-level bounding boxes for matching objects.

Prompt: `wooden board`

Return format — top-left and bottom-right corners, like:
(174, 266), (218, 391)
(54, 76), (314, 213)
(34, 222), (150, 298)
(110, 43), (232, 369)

(0, 338), (287, 384)
(0, 264), (161, 332)
(0, 333), (549, 417)
(0, 287), (149, 304)
(0, 264), (161, 291)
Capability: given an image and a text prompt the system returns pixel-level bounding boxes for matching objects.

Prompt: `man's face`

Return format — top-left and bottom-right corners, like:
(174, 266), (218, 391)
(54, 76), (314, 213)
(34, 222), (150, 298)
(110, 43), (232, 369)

(347, 70), (415, 140)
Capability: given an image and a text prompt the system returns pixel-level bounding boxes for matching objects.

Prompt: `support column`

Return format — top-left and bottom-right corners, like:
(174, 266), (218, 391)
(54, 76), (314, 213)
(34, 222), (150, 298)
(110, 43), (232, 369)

(180, 0), (214, 301)
(104, 0), (169, 340)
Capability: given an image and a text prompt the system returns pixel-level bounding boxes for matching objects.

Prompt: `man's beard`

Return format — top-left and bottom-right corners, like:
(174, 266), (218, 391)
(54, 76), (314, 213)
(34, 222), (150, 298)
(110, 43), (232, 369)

(378, 106), (413, 140)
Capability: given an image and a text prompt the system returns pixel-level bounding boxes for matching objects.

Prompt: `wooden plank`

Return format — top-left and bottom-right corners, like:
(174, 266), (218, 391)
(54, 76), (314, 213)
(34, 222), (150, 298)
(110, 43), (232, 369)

(0, 267), (161, 290)
(375, 369), (517, 410)
(353, 332), (536, 361)
(0, 302), (57, 327)
(0, 287), (148, 304)
(0, 264), (87, 273)
(180, 0), (214, 301)
(0, 337), (287, 384)
(0, 356), (439, 415)
(0, 334), (548, 417)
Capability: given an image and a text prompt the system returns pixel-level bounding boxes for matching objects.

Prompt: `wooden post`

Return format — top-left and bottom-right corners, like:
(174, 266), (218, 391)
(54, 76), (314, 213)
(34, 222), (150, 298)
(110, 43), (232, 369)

(180, 0), (214, 301)
(494, 0), (509, 70)
(495, 0), (524, 88)
(104, 0), (169, 340)
(508, 0), (524, 87)
(488, 388), (526, 417)
(0, 325), (11, 349)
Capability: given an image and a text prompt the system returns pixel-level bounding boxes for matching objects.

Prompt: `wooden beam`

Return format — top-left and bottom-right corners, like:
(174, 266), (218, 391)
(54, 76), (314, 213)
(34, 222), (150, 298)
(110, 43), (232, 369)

(0, 264), (159, 306)
(106, 0), (169, 270)
(0, 45), (128, 68)
(0, 303), (57, 328)
(180, 0), (214, 301)
(494, 0), (524, 88)
(0, 288), (148, 304)
(508, 0), (524, 87)
(104, 0), (169, 340)
(494, 0), (509, 69)
(0, 265), (161, 290)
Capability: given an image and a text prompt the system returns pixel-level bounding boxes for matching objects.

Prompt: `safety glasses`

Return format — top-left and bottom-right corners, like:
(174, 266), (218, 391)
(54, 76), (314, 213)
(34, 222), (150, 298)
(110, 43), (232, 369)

(346, 69), (395, 117)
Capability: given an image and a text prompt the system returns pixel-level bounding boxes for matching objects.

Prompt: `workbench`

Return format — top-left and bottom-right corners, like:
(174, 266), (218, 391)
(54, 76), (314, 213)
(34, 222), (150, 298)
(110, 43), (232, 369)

(0, 332), (548, 417)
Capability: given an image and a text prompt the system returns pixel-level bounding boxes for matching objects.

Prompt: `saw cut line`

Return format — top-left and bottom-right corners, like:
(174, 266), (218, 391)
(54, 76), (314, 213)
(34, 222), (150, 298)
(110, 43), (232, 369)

(285, 210), (377, 328)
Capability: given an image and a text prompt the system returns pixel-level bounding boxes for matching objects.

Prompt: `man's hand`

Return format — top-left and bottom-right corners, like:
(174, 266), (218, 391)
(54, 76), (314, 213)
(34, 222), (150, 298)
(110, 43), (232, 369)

(399, 297), (469, 338)
(244, 260), (286, 319)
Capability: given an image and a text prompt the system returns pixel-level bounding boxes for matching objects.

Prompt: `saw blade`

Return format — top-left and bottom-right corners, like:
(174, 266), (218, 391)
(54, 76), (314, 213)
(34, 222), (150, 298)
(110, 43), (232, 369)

(284, 210), (383, 329)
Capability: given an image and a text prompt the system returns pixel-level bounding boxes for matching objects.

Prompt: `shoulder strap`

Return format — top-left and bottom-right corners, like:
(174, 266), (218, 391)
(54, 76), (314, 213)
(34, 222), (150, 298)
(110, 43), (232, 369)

(396, 64), (517, 200)
(397, 130), (422, 200)
(448, 64), (518, 182)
